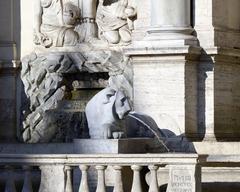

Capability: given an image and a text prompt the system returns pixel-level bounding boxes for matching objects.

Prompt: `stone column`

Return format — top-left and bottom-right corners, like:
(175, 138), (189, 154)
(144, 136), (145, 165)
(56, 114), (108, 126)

(151, 0), (190, 27)
(146, 0), (197, 46)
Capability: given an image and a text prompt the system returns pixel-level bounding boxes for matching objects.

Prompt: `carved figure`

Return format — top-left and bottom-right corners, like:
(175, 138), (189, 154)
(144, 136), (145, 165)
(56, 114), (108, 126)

(34, 0), (80, 48)
(96, 0), (136, 44)
(85, 87), (132, 139)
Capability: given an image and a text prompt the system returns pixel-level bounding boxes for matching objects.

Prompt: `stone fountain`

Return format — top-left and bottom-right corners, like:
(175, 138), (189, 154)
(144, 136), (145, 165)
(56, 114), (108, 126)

(18, 0), (194, 155)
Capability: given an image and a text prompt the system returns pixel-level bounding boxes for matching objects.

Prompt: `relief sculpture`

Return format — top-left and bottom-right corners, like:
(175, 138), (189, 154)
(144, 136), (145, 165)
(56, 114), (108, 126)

(34, 0), (80, 48)
(33, 0), (137, 47)
(96, 0), (137, 44)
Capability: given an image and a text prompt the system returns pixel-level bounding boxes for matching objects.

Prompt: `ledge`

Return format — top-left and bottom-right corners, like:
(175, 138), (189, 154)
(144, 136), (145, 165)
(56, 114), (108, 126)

(124, 43), (202, 56)
(0, 60), (21, 70)
(202, 47), (240, 57)
(193, 142), (240, 155)
(0, 153), (198, 166)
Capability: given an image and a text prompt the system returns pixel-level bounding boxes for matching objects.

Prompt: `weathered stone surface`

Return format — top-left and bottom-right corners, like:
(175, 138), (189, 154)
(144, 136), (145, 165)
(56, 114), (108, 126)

(196, 48), (240, 141)
(39, 165), (65, 192)
(20, 50), (133, 143)
(34, 0), (80, 48)
(0, 143), (74, 154)
(166, 165), (201, 192)
(0, 99), (16, 141)
(73, 138), (155, 154)
(125, 46), (200, 137)
(96, 0), (137, 45)
(0, 99), (15, 122)
(85, 87), (131, 139)
(0, 76), (15, 99)
(195, 0), (240, 49)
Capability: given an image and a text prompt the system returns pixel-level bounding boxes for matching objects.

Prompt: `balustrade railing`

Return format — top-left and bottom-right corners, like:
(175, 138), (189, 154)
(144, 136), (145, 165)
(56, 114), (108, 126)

(0, 154), (199, 192)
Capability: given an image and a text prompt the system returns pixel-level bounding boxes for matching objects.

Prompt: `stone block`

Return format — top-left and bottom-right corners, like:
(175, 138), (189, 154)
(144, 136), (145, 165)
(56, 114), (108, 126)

(0, 122), (16, 142)
(0, 1), (13, 41)
(0, 42), (17, 61)
(214, 52), (240, 140)
(125, 46), (200, 137)
(195, 0), (240, 49)
(200, 48), (240, 141)
(0, 143), (74, 153)
(39, 165), (65, 192)
(151, 166), (240, 192)
(0, 99), (15, 122)
(73, 138), (156, 154)
(167, 165), (201, 192)
(0, 76), (15, 99)
(0, 99), (16, 141)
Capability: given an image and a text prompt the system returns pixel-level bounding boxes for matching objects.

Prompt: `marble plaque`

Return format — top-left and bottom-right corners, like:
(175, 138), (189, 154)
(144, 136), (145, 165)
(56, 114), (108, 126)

(167, 165), (197, 192)
(57, 100), (86, 112)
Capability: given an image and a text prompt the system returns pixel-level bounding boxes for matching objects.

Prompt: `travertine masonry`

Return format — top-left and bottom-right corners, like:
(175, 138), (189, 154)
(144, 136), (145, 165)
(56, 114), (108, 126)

(195, 0), (240, 49)
(127, 47), (200, 136)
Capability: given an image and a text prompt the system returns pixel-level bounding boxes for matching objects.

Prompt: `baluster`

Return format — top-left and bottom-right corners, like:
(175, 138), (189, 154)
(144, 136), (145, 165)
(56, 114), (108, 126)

(5, 166), (17, 192)
(113, 165), (124, 192)
(22, 166), (33, 192)
(64, 166), (73, 192)
(96, 165), (107, 192)
(148, 165), (159, 192)
(131, 165), (143, 192)
(78, 165), (90, 192)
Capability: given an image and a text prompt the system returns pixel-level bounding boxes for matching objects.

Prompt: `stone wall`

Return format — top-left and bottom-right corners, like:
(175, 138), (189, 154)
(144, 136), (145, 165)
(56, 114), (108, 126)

(0, 0), (21, 142)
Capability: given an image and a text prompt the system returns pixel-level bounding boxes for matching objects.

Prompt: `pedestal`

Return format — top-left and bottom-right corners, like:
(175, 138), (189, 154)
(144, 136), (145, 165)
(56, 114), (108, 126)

(124, 0), (201, 139)
(125, 45), (201, 137)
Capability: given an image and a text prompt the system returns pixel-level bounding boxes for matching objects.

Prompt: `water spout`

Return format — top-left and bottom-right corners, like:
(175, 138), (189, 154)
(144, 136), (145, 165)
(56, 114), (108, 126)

(128, 112), (170, 152)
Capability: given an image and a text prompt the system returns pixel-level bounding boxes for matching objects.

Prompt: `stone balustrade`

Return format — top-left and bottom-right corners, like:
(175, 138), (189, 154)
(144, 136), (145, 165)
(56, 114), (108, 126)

(0, 153), (199, 192)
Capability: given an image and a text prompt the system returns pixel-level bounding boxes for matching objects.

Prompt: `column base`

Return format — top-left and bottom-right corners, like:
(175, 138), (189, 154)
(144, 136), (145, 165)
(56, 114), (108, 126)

(144, 27), (198, 46)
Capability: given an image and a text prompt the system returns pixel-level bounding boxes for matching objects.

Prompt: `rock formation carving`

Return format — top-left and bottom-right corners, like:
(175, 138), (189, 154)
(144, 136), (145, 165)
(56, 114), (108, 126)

(85, 87), (131, 139)
(21, 51), (133, 143)
(21, 0), (137, 143)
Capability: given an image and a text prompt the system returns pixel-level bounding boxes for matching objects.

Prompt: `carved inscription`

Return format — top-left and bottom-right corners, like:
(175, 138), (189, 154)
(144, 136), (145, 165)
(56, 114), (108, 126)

(168, 168), (194, 192)
(57, 100), (86, 112)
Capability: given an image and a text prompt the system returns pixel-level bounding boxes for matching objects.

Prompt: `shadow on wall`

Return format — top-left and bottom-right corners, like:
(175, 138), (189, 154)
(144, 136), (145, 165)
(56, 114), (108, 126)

(202, 182), (240, 192)
(0, 0), (21, 142)
(192, 0), (240, 141)
(197, 50), (214, 141)
(195, 45), (240, 142)
(191, 0), (214, 142)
